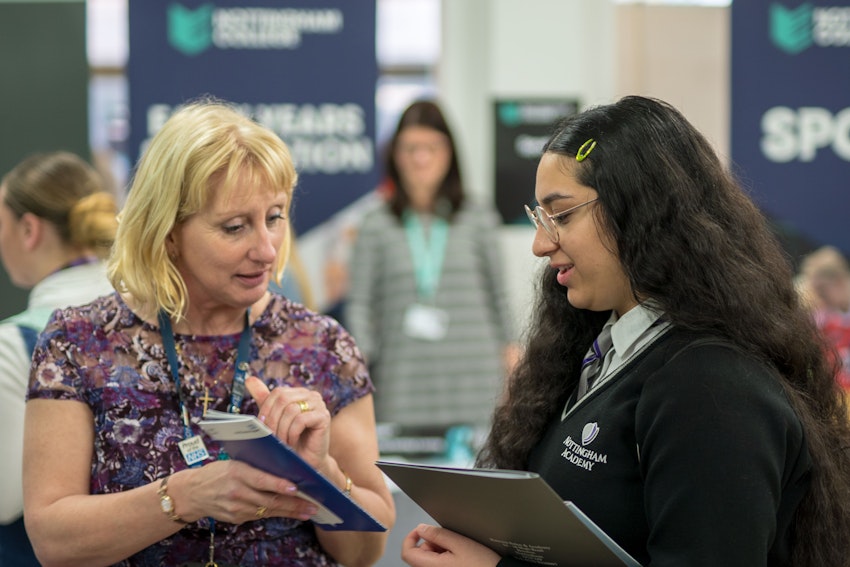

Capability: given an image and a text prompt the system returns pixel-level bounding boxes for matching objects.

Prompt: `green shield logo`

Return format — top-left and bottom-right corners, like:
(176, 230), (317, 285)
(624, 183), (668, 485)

(770, 3), (814, 55)
(499, 102), (521, 127)
(168, 3), (214, 57)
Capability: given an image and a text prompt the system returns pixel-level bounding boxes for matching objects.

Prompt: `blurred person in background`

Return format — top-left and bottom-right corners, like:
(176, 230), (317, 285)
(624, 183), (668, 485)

(797, 245), (850, 397)
(345, 100), (519, 432)
(0, 151), (118, 566)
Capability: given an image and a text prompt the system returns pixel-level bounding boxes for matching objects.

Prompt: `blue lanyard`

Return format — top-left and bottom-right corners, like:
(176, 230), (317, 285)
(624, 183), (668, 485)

(157, 309), (253, 439)
(158, 309), (252, 564)
(403, 211), (449, 300)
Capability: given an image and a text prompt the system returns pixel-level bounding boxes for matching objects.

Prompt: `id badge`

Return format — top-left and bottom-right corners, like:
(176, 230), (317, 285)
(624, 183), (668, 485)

(178, 435), (210, 467)
(403, 303), (449, 341)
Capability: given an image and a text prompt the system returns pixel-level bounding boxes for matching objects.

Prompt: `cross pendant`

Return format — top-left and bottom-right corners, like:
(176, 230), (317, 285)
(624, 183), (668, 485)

(200, 387), (215, 416)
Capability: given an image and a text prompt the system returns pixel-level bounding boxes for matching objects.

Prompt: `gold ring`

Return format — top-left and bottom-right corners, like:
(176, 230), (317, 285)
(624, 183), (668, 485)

(297, 400), (311, 413)
(256, 505), (267, 519)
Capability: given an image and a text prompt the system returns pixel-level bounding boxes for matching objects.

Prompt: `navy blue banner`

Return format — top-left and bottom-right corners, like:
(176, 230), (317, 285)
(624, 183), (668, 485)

(128, 0), (378, 235)
(731, 1), (850, 258)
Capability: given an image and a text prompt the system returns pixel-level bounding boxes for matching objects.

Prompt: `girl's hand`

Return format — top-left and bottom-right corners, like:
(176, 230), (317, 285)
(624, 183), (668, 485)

(401, 524), (501, 567)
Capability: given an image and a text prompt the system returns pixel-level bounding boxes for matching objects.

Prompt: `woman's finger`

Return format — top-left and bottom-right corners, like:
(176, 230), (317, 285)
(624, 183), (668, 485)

(245, 375), (271, 405)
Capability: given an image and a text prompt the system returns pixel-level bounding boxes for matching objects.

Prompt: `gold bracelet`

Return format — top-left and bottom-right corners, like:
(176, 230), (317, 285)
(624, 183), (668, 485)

(340, 469), (353, 497)
(158, 476), (189, 524)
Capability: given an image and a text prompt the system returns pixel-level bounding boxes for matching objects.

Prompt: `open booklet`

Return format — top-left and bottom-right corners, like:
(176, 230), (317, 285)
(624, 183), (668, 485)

(377, 461), (641, 566)
(198, 410), (386, 532)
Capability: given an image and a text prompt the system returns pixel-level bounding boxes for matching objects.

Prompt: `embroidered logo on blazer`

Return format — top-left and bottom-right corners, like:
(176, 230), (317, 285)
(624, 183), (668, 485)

(561, 422), (608, 472)
(581, 422), (600, 446)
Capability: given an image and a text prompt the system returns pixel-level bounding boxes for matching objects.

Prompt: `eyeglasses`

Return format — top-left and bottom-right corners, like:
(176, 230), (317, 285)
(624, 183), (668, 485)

(395, 140), (450, 156)
(524, 198), (598, 244)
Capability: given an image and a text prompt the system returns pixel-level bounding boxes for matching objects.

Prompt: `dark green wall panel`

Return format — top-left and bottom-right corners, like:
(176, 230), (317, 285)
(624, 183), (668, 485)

(0, 1), (88, 319)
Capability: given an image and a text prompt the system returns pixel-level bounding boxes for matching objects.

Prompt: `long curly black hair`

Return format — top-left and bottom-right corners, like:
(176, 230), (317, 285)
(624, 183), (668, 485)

(478, 95), (850, 567)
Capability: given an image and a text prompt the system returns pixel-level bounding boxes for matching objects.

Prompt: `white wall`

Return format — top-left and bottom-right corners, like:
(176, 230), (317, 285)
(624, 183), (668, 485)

(437, 0), (728, 337)
(616, 4), (729, 159)
(440, 0), (617, 202)
(438, 0), (618, 337)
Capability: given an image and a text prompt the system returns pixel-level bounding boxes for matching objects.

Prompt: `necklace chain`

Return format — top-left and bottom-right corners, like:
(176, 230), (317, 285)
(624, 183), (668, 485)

(172, 338), (235, 416)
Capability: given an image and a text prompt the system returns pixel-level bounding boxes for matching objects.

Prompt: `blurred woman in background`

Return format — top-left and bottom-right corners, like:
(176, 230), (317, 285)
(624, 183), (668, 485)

(0, 151), (117, 566)
(346, 100), (519, 431)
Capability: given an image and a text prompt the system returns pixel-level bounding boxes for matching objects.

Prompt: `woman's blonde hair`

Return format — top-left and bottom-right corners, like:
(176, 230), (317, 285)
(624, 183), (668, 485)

(2, 151), (118, 259)
(108, 98), (298, 320)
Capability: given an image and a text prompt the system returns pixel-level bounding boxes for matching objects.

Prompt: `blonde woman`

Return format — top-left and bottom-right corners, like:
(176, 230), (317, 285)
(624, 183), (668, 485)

(23, 100), (394, 567)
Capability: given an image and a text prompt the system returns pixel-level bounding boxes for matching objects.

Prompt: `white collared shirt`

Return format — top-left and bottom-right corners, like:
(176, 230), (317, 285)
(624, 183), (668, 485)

(563, 302), (671, 419)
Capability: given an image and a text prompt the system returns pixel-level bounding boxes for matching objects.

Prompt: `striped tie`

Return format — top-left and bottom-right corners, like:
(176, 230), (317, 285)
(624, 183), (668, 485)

(576, 329), (613, 399)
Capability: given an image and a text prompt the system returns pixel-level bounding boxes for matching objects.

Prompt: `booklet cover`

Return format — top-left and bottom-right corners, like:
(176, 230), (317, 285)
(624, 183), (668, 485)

(377, 461), (640, 566)
(198, 410), (386, 532)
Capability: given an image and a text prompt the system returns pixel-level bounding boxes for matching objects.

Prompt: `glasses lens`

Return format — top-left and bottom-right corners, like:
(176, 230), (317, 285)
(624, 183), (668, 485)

(535, 206), (558, 243)
(524, 204), (559, 243)
(524, 204), (538, 228)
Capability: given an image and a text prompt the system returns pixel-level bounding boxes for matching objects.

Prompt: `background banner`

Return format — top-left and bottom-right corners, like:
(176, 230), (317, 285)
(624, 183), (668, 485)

(731, 1), (850, 260)
(493, 99), (578, 225)
(128, 0), (378, 237)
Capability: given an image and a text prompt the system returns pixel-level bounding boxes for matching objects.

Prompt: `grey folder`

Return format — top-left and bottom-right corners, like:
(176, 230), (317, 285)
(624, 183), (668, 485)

(377, 461), (640, 567)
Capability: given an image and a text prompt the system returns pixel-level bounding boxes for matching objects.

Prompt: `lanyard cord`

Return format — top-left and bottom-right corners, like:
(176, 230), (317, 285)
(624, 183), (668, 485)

(157, 308), (253, 557)
(158, 308), (253, 430)
(403, 211), (449, 301)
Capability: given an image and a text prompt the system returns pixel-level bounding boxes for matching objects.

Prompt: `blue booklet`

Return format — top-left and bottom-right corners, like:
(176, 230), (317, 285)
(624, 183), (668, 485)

(377, 460), (641, 566)
(198, 410), (386, 532)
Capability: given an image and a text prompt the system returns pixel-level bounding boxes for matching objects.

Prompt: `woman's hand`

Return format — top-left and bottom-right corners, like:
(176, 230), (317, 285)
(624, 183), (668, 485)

(245, 376), (332, 472)
(170, 459), (319, 524)
(401, 524), (501, 567)
(243, 377), (396, 567)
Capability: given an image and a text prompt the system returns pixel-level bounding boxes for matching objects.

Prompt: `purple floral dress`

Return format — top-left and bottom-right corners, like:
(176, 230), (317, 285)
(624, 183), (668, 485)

(27, 292), (374, 567)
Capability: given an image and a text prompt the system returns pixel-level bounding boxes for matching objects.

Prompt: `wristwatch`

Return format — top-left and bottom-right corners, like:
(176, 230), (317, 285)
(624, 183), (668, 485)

(158, 476), (188, 524)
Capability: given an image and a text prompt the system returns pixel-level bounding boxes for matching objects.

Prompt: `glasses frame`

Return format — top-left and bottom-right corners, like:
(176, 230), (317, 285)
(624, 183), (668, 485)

(524, 198), (599, 243)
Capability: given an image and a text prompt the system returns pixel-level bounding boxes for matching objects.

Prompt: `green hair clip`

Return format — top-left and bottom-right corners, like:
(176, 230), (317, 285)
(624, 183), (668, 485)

(576, 138), (596, 162)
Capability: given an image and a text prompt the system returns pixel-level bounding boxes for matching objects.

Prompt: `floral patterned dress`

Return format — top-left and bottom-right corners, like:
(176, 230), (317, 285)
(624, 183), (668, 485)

(27, 292), (374, 567)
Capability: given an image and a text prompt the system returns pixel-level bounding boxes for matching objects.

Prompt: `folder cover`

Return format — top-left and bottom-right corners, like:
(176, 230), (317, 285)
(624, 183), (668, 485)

(377, 460), (639, 566)
(199, 410), (386, 532)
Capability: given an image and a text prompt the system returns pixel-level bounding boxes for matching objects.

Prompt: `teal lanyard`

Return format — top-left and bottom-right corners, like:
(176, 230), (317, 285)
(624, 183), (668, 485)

(158, 308), (253, 431)
(403, 211), (449, 301)
(158, 309), (253, 557)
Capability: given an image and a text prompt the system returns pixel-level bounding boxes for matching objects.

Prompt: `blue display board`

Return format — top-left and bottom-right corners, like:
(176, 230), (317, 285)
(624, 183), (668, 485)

(731, 1), (850, 257)
(128, 0), (378, 235)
